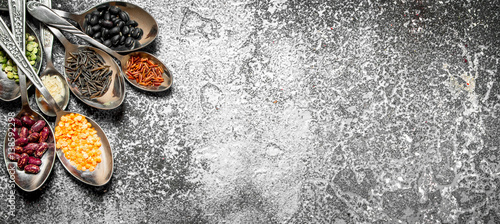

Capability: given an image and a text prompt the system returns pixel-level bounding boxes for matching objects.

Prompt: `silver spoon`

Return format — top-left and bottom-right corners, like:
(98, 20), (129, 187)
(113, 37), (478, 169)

(0, 18), (113, 187)
(28, 2), (173, 93)
(35, 0), (70, 117)
(47, 26), (126, 110)
(2, 0), (55, 192)
(51, 1), (158, 53)
(0, 25), (41, 102)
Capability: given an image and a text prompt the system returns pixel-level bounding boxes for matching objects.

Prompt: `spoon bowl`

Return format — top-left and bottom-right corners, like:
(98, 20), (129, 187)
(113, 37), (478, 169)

(0, 24), (41, 102)
(28, 2), (173, 93)
(35, 22), (70, 117)
(53, 1), (159, 53)
(0, 17), (114, 187)
(2, 0), (55, 192)
(48, 26), (126, 110)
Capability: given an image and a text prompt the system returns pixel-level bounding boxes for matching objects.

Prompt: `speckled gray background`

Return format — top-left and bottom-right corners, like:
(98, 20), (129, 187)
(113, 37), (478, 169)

(0, 0), (499, 223)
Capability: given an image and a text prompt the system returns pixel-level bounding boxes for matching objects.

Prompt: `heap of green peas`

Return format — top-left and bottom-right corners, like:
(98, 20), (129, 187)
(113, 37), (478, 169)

(0, 33), (39, 82)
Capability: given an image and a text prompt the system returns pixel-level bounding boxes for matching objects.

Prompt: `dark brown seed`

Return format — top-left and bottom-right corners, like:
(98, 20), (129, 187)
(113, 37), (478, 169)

(111, 35), (121, 46)
(93, 32), (102, 39)
(104, 39), (112, 47)
(119, 35), (126, 44)
(89, 15), (99, 26)
(109, 6), (121, 15)
(101, 28), (110, 39)
(125, 36), (134, 47)
(116, 21), (125, 29)
(126, 20), (138, 27)
(121, 26), (130, 36)
(91, 10), (101, 17)
(92, 24), (102, 32)
(131, 28), (143, 39)
(103, 12), (111, 21)
(101, 20), (114, 29)
(97, 4), (109, 11)
(109, 26), (121, 36)
(119, 11), (129, 22)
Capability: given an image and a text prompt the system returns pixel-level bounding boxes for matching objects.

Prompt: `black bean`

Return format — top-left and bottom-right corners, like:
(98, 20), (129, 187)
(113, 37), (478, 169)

(91, 24), (102, 32)
(103, 11), (111, 21)
(109, 26), (121, 36)
(119, 11), (130, 22)
(119, 35), (126, 44)
(103, 39), (112, 47)
(93, 32), (102, 40)
(126, 20), (138, 27)
(116, 21), (125, 29)
(85, 25), (94, 36)
(111, 17), (121, 24)
(97, 38), (104, 44)
(97, 4), (109, 11)
(101, 28), (110, 39)
(109, 6), (121, 15)
(132, 28), (143, 39)
(125, 36), (134, 47)
(91, 10), (102, 17)
(85, 13), (92, 24)
(101, 20), (114, 29)
(89, 15), (99, 26)
(111, 35), (121, 46)
(121, 26), (130, 36)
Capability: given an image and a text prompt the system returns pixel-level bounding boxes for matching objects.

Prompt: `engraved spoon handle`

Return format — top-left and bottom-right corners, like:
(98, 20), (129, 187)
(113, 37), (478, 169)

(39, 0), (54, 67)
(9, 0), (28, 106)
(0, 18), (61, 113)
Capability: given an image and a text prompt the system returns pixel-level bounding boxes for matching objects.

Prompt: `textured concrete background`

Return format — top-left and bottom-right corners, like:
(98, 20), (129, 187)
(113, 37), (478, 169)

(0, 0), (500, 223)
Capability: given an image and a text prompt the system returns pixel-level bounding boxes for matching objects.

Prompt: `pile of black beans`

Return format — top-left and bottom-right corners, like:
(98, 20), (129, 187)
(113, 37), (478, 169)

(84, 5), (143, 48)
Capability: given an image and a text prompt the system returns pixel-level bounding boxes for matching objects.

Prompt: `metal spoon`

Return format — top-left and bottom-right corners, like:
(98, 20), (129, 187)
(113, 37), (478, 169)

(47, 26), (126, 109)
(0, 18), (113, 187)
(0, 24), (41, 102)
(51, 1), (159, 53)
(28, 2), (173, 92)
(35, 0), (70, 117)
(2, 0), (55, 192)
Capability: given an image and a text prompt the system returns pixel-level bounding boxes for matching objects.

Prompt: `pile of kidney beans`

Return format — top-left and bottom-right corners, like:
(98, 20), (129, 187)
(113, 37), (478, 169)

(84, 5), (143, 48)
(8, 115), (51, 174)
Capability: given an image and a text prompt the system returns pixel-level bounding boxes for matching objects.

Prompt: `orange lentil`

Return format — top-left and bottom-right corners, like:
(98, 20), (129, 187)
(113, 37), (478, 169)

(126, 56), (165, 87)
(55, 113), (102, 171)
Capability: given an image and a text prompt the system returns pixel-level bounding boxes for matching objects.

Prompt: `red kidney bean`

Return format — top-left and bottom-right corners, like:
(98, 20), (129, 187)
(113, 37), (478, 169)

(35, 142), (49, 158)
(24, 164), (40, 174)
(10, 127), (20, 139)
(28, 157), (42, 166)
(30, 120), (46, 132)
(20, 127), (29, 138)
(15, 137), (28, 146)
(27, 132), (40, 143)
(14, 146), (24, 154)
(24, 143), (39, 155)
(17, 153), (29, 170)
(21, 116), (35, 127)
(10, 118), (22, 127)
(8, 153), (20, 161)
(39, 131), (49, 143)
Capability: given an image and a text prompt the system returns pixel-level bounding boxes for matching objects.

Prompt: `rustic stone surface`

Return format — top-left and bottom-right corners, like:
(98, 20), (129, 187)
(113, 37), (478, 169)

(0, 0), (499, 223)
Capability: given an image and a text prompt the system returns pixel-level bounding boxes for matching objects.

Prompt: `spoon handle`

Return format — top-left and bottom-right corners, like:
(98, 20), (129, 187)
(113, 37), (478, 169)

(50, 8), (81, 24)
(0, 18), (61, 113)
(27, 1), (123, 60)
(8, 0), (28, 107)
(39, 0), (54, 67)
